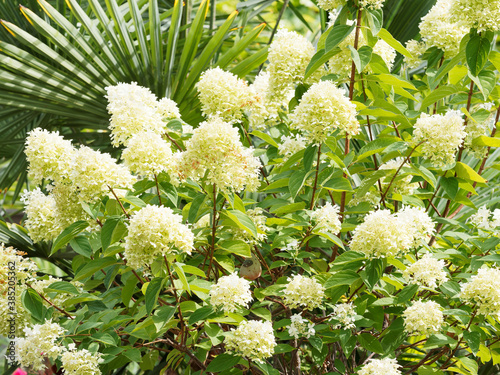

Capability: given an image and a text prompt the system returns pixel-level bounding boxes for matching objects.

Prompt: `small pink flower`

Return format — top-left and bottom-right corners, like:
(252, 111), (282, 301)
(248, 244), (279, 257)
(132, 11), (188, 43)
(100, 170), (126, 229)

(13, 368), (27, 375)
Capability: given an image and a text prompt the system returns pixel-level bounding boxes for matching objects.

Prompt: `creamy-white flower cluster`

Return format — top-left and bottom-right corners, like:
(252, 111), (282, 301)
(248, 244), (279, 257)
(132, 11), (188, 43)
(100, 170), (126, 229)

(359, 358), (402, 375)
(196, 67), (255, 122)
(224, 320), (276, 362)
(469, 206), (500, 230)
(419, 0), (468, 58)
(403, 300), (444, 336)
(283, 274), (325, 310)
(312, 202), (342, 234)
(278, 134), (307, 159)
(61, 346), (104, 375)
(459, 267), (500, 316)
(16, 320), (65, 371)
(403, 254), (448, 289)
(290, 81), (360, 143)
(287, 314), (315, 339)
(21, 188), (61, 242)
(413, 111), (466, 167)
(122, 131), (178, 180)
(267, 29), (316, 95)
(209, 273), (252, 313)
(450, 0), (500, 32)
(404, 40), (427, 69)
(330, 302), (356, 329)
(359, 0), (386, 10)
(124, 205), (194, 269)
(350, 208), (434, 258)
(316, 0), (344, 11)
(106, 82), (180, 146)
(178, 118), (261, 192)
(0, 245), (37, 288)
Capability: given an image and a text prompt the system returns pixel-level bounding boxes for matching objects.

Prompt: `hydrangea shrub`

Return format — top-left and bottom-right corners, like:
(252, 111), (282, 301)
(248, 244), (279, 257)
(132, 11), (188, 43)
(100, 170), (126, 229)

(3, 0), (500, 374)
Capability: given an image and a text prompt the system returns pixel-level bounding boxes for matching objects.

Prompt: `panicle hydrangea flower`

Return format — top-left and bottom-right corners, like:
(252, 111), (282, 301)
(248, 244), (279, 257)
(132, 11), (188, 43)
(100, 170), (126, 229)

(491, 209), (500, 228)
(61, 347), (103, 375)
(290, 81), (360, 143)
(16, 320), (65, 371)
(283, 274), (325, 310)
(178, 118), (261, 192)
(31, 276), (83, 309)
(328, 31), (396, 78)
(403, 300), (444, 336)
(224, 320), (276, 362)
(209, 273), (253, 312)
(469, 206), (495, 230)
(404, 40), (427, 69)
(413, 111), (466, 167)
(403, 254), (448, 289)
(449, 0), (500, 32)
(459, 267), (500, 316)
(350, 210), (414, 258)
(122, 131), (178, 180)
(25, 128), (76, 185)
(419, 0), (468, 58)
(71, 146), (136, 203)
(278, 134), (307, 160)
(157, 97), (181, 120)
(281, 239), (300, 253)
(105, 82), (165, 147)
(267, 29), (315, 95)
(311, 202), (342, 234)
(287, 314), (315, 339)
(196, 67), (255, 122)
(358, 358), (402, 375)
(124, 205), (194, 269)
(316, 0), (344, 11)
(51, 184), (92, 229)
(349, 189), (381, 208)
(464, 105), (496, 157)
(21, 188), (61, 242)
(396, 206), (435, 247)
(379, 158), (419, 196)
(330, 302), (356, 329)
(359, 0), (386, 10)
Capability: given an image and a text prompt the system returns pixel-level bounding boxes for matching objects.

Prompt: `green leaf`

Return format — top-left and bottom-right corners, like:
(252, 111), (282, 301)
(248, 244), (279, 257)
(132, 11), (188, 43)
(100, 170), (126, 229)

(218, 240), (251, 257)
(145, 277), (165, 315)
(121, 277), (137, 306)
(395, 283), (419, 304)
(489, 50), (500, 71)
(325, 24), (356, 52)
(350, 45), (372, 73)
(289, 170), (310, 199)
(472, 135), (500, 147)
(358, 333), (384, 354)
(441, 177), (459, 199)
(463, 331), (480, 354)
(251, 130), (279, 148)
(304, 47), (341, 80)
(101, 217), (122, 252)
(69, 236), (93, 258)
(188, 305), (214, 325)
(22, 288), (46, 322)
(188, 194), (208, 224)
(455, 162), (487, 183)
(322, 177), (352, 192)
(470, 70), (496, 100)
(423, 334), (457, 349)
(316, 232), (344, 249)
(357, 137), (400, 161)
(466, 34), (490, 76)
(46, 281), (80, 295)
(362, 258), (385, 290)
(172, 262), (190, 294)
(51, 221), (89, 256)
(122, 195), (146, 208)
(92, 332), (117, 346)
(225, 210), (258, 237)
(303, 144), (318, 171)
(420, 85), (461, 110)
(325, 271), (360, 288)
(74, 257), (118, 281)
(206, 353), (241, 372)
(378, 28), (412, 58)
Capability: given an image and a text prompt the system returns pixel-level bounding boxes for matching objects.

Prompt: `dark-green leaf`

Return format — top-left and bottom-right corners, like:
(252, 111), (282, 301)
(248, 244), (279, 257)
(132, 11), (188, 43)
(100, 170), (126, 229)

(51, 220), (89, 255)
(206, 353), (241, 372)
(466, 34), (490, 76)
(325, 24), (356, 52)
(22, 288), (46, 322)
(145, 277), (165, 315)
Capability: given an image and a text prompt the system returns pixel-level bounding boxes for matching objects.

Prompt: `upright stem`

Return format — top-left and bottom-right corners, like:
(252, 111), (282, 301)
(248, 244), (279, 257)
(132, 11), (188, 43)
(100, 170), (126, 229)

(340, 7), (362, 222)
(164, 256), (187, 345)
(309, 144), (322, 210)
(208, 184), (218, 280)
(154, 174), (162, 206)
(268, 0), (290, 45)
(456, 80), (475, 162)
(108, 186), (130, 219)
